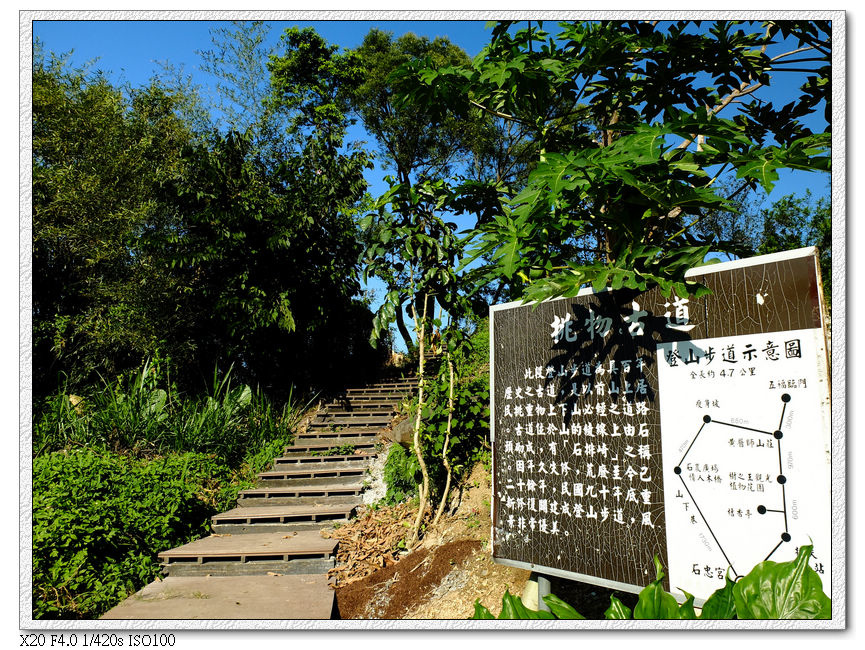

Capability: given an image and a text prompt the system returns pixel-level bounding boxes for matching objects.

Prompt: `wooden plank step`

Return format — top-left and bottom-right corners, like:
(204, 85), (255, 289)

(324, 400), (402, 410)
(239, 484), (364, 499)
(331, 391), (408, 399)
(310, 415), (392, 426)
(298, 427), (384, 439)
(237, 494), (362, 508)
(212, 504), (356, 525)
(253, 475), (365, 489)
(258, 461), (369, 482)
(101, 575), (335, 620)
(271, 452), (375, 466)
(316, 408), (394, 418)
(159, 531), (336, 565)
(285, 437), (378, 453)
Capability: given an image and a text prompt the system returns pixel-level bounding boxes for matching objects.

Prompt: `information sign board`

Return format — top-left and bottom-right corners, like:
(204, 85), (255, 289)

(489, 248), (831, 604)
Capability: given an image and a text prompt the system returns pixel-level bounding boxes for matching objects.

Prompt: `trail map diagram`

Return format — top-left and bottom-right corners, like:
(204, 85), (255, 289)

(657, 328), (831, 603)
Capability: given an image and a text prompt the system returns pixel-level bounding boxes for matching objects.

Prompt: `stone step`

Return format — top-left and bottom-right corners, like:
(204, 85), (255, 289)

(284, 436), (379, 454)
(101, 575), (335, 619)
(211, 504), (356, 534)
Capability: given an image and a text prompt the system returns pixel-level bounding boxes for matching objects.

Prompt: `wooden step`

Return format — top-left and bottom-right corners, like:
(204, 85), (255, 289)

(310, 415), (392, 427)
(345, 387), (411, 394)
(239, 484), (364, 500)
(298, 427), (385, 439)
(101, 575), (335, 619)
(211, 504), (356, 533)
(237, 493), (362, 508)
(315, 408), (394, 418)
(159, 531), (337, 565)
(271, 452), (375, 467)
(285, 436), (378, 454)
(324, 400), (403, 410)
(257, 460), (370, 483)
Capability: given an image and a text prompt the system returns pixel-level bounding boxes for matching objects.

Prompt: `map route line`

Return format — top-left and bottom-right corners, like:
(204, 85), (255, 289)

(676, 472), (740, 578)
(673, 393), (795, 578)
(710, 419), (775, 436)
(765, 539), (784, 562)
(677, 420), (707, 468)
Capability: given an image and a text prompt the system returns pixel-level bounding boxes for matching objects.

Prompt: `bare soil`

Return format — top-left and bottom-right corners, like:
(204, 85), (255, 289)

(329, 462), (637, 620)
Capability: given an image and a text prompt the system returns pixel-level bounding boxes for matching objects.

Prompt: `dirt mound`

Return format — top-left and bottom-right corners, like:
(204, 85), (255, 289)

(335, 539), (481, 619)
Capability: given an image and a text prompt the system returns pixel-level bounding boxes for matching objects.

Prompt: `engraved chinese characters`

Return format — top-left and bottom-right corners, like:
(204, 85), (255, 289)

(489, 248), (830, 602)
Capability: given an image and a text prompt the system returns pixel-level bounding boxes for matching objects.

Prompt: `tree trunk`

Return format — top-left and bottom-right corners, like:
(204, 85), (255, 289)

(395, 300), (415, 353)
(407, 293), (431, 548)
(433, 350), (456, 526)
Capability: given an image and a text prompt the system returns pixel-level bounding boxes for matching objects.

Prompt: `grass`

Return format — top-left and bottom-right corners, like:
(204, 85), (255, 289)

(33, 360), (311, 469)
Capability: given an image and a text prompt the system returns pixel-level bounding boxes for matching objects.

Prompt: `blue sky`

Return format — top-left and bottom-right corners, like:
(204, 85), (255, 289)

(30, 18), (833, 349)
(32, 17), (830, 201)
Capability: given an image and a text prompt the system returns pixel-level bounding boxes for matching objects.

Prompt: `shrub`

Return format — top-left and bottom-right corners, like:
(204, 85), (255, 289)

(472, 545), (831, 620)
(382, 443), (420, 505)
(32, 448), (234, 619)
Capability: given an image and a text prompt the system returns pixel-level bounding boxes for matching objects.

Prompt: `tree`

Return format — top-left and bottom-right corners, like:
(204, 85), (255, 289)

(34, 29), (385, 398)
(350, 29), (486, 352)
(757, 190), (831, 305)
(396, 20), (831, 302)
(32, 45), (195, 395)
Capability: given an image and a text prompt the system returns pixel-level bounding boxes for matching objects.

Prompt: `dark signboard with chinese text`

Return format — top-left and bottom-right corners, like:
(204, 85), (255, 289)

(489, 248), (831, 603)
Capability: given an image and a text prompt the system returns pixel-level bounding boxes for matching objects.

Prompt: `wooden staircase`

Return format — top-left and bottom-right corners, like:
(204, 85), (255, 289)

(101, 376), (415, 620)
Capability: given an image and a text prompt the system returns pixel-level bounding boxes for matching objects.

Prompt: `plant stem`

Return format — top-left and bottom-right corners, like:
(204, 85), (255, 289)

(407, 292), (431, 548)
(433, 349), (455, 526)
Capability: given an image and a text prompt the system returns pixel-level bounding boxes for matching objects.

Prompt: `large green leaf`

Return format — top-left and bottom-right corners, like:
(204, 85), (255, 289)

(633, 556), (681, 619)
(699, 572), (737, 619)
(732, 544), (831, 619)
(543, 593), (586, 619)
(471, 600), (496, 619)
(497, 589), (555, 619)
(604, 595), (633, 619)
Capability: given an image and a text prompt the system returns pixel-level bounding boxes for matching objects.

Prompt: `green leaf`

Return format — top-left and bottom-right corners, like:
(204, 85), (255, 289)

(498, 589), (555, 619)
(633, 556), (681, 619)
(677, 591), (698, 619)
(699, 572), (737, 619)
(604, 595), (633, 619)
(471, 600), (496, 619)
(732, 544), (831, 619)
(542, 593), (586, 619)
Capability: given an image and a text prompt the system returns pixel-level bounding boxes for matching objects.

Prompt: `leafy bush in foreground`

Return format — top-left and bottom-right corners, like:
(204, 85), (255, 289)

(33, 449), (237, 619)
(473, 545), (831, 620)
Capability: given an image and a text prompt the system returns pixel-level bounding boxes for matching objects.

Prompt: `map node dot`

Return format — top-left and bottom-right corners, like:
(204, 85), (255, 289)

(774, 430), (783, 439)
(782, 393), (791, 403)
(777, 475), (787, 484)
(703, 415), (711, 423)
(674, 466), (682, 475)
(781, 532), (792, 542)
(757, 505), (767, 514)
